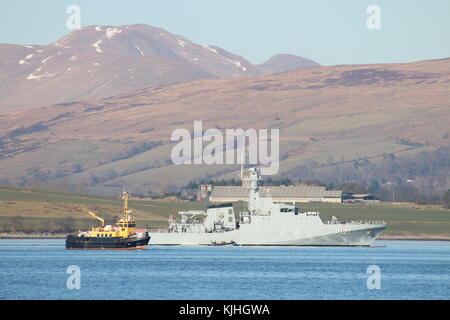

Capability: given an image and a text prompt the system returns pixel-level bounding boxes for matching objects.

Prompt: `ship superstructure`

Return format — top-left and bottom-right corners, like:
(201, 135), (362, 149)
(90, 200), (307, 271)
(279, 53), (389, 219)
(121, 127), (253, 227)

(149, 168), (386, 246)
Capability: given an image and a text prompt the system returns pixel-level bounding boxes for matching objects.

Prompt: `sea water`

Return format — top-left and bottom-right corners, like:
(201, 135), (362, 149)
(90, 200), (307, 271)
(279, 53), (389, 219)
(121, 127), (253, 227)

(0, 239), (449, 300)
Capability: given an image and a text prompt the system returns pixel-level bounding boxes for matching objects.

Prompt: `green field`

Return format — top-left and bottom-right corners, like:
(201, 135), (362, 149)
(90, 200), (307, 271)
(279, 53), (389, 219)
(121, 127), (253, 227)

(0, 185), (449, 236)
(0, 185), (205, 232)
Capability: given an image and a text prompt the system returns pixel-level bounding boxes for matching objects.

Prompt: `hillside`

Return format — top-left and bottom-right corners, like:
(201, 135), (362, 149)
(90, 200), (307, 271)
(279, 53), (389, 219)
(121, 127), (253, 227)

(0, 57), (449, 196)
(0, 24), (319, 111)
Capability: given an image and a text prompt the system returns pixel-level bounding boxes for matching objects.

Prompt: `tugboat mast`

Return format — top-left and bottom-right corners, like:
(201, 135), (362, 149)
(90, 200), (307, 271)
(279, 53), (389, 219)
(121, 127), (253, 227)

(123, 191), (129, 222)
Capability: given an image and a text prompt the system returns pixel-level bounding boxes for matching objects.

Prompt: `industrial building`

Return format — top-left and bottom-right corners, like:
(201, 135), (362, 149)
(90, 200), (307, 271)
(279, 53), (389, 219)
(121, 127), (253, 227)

(208, 185), (342, 203)
(342, 193), (380, 203)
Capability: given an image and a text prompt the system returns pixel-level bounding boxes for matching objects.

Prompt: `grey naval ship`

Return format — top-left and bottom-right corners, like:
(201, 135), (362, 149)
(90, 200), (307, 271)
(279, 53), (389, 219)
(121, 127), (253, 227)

(149, 167), (386, 246)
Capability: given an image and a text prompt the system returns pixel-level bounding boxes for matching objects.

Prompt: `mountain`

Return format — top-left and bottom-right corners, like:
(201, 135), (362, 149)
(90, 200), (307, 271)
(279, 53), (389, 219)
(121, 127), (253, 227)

(257, 53), (320, 74)
(0, 57), (449, 196)
(0, 24), (319, 111)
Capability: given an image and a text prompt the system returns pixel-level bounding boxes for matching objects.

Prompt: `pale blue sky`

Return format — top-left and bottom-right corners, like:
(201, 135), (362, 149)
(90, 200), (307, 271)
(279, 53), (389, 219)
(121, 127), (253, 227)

(0, 0), (449, 65)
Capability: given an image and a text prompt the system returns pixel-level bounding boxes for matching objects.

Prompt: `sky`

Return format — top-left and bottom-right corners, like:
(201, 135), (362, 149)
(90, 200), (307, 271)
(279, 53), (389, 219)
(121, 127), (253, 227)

(0, 0), (449, 66)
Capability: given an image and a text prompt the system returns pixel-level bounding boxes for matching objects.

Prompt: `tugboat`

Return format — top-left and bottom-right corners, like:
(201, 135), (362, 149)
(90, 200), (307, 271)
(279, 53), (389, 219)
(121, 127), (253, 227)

(66, 192), (150, 250)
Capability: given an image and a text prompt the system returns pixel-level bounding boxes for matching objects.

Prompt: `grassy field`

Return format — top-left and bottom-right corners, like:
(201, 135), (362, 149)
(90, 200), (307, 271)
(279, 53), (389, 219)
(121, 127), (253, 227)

(0, 185), (206, 231)
(0, 185), (449, 237)
(299, 202), (450, 236)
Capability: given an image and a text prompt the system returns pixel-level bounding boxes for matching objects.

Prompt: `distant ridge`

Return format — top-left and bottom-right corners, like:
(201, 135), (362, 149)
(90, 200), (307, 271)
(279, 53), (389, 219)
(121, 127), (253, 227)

(257, 53), (320, 74)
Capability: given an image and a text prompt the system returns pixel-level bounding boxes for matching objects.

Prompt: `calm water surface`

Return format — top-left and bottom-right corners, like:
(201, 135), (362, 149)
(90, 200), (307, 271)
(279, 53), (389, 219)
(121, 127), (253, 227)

(0, 239), (449, 300)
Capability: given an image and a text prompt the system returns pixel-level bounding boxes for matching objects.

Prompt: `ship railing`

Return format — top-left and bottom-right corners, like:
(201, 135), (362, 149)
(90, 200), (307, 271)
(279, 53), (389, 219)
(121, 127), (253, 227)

(326, 220), (385, 225)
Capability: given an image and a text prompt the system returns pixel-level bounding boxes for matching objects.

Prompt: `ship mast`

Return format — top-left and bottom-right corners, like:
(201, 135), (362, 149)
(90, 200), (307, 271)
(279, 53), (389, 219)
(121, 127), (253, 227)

(242, 167), (261, 211)
(240, 147), (244, 180)
(122, 191), (129, 223)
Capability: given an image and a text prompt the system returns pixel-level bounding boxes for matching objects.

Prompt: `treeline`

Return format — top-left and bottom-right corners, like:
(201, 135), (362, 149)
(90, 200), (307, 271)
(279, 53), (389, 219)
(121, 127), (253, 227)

(285, 146), (450, 202)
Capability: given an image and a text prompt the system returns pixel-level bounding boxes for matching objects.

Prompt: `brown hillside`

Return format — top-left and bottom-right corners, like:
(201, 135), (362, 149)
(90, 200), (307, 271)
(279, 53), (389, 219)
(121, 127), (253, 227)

(0, 58), (449, 195)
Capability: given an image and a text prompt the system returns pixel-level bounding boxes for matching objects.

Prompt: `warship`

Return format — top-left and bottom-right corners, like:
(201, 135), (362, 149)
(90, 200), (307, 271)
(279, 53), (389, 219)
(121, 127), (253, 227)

(149, 167), (386, 246)
(66, 192), (150, 249)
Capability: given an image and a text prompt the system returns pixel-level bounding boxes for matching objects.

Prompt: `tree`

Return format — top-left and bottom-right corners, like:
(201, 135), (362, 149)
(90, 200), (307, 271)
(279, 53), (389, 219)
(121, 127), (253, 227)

(444, 190), (450, 209)
(369, 179), (380, 192)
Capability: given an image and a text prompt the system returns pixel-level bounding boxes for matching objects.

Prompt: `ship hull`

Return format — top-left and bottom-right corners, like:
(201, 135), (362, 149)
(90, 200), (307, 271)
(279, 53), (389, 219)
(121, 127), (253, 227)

(66, 233), (150, 250)
(149, 224), (386, 247)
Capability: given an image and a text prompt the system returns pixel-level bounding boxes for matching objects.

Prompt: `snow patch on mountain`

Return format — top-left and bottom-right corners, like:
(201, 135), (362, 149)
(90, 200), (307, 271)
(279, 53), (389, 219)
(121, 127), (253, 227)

(27, 72), (54, 80)
(41, 56), (53, 64)
(106, 27), (122, 39)
(232, 60), (246, 72)
(92, 40), (103, 53)
(203, 45), (218, 54)
(134, 43), (144, 56)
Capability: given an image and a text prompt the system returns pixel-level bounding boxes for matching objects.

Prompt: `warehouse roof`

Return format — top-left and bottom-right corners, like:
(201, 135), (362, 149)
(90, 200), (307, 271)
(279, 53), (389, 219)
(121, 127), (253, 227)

(210, 186), (342, 199)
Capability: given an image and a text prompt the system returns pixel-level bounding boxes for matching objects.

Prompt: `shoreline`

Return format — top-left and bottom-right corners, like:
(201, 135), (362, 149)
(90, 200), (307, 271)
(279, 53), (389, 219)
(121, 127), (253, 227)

(1, 233), (450, 241)
(0, 233), (67, 239)
(378, 234), (450, 241)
